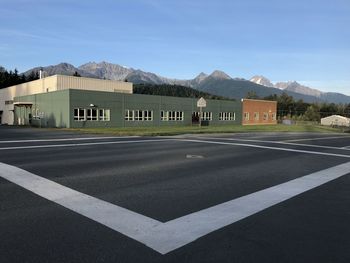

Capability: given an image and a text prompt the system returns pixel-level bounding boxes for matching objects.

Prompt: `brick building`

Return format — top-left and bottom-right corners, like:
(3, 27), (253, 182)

(242, 99), (277, 125)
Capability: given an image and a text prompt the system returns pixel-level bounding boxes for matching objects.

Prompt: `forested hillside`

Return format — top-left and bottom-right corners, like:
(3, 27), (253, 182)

(133, 83), (230, 100)
(0, 67), (39, 89)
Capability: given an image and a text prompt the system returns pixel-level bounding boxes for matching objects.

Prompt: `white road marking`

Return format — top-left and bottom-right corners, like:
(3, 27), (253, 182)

(284, 135), (350, 142)
(180, 139), (350, 158)
(186, 154), (204, 159)
(0, 136), (138, 144)
(198, 137), (350, 151)
(0, 162), (161, 247)
(0, 139), (173, 151)
(1, 161), (349, 254)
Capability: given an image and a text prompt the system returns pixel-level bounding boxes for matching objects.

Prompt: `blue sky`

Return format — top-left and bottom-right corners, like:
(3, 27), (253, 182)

(1, 0), (349, 95)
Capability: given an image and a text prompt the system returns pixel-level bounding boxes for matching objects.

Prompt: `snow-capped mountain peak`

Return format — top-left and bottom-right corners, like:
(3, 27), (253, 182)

(250, 75), (274, 88)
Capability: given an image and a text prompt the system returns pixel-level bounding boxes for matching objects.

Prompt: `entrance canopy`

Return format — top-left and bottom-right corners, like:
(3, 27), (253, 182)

(14, 102), (33, 107)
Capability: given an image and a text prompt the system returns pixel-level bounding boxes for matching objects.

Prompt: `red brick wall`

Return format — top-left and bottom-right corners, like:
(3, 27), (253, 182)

(242, 99), (277, 125)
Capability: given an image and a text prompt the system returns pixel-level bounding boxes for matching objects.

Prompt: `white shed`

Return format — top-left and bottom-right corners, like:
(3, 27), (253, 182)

(321, 115), (350, 127)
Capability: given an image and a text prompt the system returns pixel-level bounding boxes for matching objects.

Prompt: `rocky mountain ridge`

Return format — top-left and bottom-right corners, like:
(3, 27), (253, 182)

(23, 61), (350, 104)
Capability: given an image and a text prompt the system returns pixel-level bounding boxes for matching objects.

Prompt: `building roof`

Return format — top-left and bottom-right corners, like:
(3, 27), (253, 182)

(321, 115), (350, 121)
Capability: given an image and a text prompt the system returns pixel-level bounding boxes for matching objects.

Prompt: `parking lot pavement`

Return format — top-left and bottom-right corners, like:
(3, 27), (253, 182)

(1, 127), (350, 263)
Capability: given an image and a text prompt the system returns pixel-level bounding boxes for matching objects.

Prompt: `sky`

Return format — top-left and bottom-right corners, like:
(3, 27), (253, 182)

(0, 0), (349, 95)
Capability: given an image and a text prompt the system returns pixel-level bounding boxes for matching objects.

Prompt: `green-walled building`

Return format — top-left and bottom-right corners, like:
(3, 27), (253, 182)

(0, 75), (242, 128)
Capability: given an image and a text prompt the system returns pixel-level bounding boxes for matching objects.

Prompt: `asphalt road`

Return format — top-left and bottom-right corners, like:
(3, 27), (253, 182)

(1, 126), (350, 262)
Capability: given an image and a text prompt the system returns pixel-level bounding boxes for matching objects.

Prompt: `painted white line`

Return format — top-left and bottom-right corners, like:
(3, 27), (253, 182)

(0, 139), (173, 151)
(180, 139), (350, 159)
(284, 135), (350, 142)
(186, 154), (204, 159)
(154, 161), (350, 253)
(1, 161), (349, 254)
(0, 162), (162, 246)
(0, 136), (139, 144)
(199, 137), (350, 151)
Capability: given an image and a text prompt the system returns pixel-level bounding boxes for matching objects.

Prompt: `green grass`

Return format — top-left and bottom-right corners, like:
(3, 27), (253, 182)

(63, 124), (346, 136)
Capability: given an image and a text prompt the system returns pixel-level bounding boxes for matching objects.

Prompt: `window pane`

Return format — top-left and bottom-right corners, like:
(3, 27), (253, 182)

(92, 109), (97, 120)
(74, 109), (78, 120)
(99, 109), (104, 121)
(105, 109), (110, 121)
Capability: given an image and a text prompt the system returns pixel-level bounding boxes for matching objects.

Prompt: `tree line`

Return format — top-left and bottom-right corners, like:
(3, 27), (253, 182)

(0, 67), (40, 89)
(0, 67), (82, 89)
(134, 83), (230, 101)
(246, 91), (350, 121)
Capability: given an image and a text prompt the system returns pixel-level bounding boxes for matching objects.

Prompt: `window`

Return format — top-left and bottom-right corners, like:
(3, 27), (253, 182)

(201, 112), (212, 121)
(219, 112), (235, 121)
(125, 110), (134, 121)
(169, 111), (176, 121)
(32, 108), (39, 119)
(105, 109), (110, 121)
(135, 110), (143, 121)
(254, 112), (259, 121)
(99, 109), (110, 121)
(125, 110), (153, 121)
(194, 112), (212, 121)
(87, 108), (97, 121)
(5, 100), (14, 105)
(161, 111), (184, 121)
(74, 108), (110, 121)
(176, 111), (183, 121)
(143, 110), (153, 121)
(161, 111), (168, 121)
(244, 112), (250, 121)
(74, 108), (86, 121)
(271, 113), (276, 121)
(263, 112), (268, 121)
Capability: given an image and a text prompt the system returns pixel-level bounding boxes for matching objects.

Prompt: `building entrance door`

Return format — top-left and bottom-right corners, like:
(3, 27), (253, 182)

(14, 103), (33, 125)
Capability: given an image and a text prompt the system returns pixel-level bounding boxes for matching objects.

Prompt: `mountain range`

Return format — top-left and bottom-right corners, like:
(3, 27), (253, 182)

(23, 62), (350, 104)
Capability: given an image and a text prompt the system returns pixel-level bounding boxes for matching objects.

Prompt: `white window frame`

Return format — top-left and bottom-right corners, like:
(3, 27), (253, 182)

(244, 112), (250, 121)
(271, 113), (276, 121)
(143, 110), (153, 121)
(74, 108), (86, 121)
(201, 112), (212, 121)
(263, 112), (268, 121)
(134, 110), (143, 121)
(87, 108), (97, 121)
(176, 111), (183, 121)
(219, 112), (235, 121)
(125, 110), (134, 121)
(169, 111), (175, 121)
(254, 112), (259, 121)
(161, 111), (168, 121)
(125, 110), (153, 121)
(99, 109), (110, 121)
(161, 111), (184, 121)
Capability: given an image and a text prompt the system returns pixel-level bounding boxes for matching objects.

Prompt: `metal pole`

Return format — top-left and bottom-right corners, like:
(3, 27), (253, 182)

(199, 107), (202, 127)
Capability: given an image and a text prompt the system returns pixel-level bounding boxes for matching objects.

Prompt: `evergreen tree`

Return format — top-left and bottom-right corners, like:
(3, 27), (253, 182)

(245, 91), (259, 99)
(73, 71), (81, 77)
(303, 105), (321, 121)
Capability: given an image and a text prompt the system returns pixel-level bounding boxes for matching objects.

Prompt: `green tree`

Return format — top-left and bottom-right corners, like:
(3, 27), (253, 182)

(277, 92), (295, 118)
(343, 104), (350, 117)
(27, 71), (39, 81)
(303, 105), (321, 121)
(245, 91), (259, 99)
(295, 99), (310, 116)
(319, 102), (338, 118)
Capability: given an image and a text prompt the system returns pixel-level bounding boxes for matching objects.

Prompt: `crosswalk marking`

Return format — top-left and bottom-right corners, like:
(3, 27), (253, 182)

(1, 161), (349, 254)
